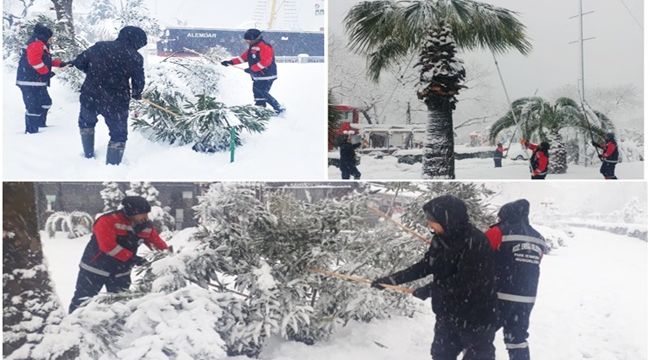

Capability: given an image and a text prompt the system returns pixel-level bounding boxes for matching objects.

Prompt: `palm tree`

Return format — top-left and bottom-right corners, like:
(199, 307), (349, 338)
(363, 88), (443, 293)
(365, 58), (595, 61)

(489, 97), (614, 173)
(345, 0), (531, 178)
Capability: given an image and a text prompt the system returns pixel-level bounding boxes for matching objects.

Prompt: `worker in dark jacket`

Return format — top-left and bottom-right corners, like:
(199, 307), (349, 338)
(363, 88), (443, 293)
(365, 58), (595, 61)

(485, 199), (547, 360)
(372, 195), (498, 360)
(221, 28), (285, 115)
(494, 143), (508, 168)
(15, 23), (67, 133)
(521, 139), (549, 179)
(69, 196), (169, 313)
(592, 132), (619, 179)
(69, 26), (146, 165)
(339, 134), (361, 180)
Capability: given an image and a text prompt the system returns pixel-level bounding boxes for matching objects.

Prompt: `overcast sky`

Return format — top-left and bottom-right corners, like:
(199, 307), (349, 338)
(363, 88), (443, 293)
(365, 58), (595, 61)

(330, 0), (643, 99)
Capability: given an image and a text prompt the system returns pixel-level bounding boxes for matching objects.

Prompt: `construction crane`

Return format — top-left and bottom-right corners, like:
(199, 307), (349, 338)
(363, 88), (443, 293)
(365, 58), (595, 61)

(254, 0), (298, 30)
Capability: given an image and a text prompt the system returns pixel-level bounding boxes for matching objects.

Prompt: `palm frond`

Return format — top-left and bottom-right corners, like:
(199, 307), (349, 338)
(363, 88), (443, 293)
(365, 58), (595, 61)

(488, 113), (517, 142)
(442, 0), (532, 54)
(366, 37), (412, 81)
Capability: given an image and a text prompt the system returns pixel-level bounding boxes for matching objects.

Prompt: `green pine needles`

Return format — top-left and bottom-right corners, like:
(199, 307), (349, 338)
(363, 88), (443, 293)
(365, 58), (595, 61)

(132, 92), (274, 153)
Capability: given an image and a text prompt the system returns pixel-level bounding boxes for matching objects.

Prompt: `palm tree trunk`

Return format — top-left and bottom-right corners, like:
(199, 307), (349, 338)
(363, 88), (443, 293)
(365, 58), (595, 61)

(548, 128), (567, 174)
(422, 99), (455, 179)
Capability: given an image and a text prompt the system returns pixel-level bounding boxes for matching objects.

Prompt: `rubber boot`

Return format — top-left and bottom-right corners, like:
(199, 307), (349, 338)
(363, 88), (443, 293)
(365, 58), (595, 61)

(80, 128), (95, 158)
(39, 110), (49, 127)
(25, 113), (39, 134)
(106, 141), (126, 165)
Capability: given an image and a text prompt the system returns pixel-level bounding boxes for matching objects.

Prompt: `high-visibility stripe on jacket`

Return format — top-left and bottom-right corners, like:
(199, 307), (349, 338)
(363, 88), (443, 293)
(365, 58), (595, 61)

(16, 38), (61, 87)
(485, 222), (547, 302)
(79, 210), (167, 277)
(230, 39), (278, 81)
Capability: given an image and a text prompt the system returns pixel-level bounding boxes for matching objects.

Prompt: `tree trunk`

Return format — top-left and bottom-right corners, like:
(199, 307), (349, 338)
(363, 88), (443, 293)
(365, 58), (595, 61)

(548, 129), (567, 174)
(3, 183), (72, 359)
(422, 99), (455, 179)
(50, 0), (75, 38)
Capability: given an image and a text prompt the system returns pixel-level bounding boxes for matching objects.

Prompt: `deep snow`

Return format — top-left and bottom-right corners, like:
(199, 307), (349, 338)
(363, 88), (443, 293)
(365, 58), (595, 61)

(40, 225), (646, 359)
(328, 153), (644, 180)
(3, 60), (326, 180)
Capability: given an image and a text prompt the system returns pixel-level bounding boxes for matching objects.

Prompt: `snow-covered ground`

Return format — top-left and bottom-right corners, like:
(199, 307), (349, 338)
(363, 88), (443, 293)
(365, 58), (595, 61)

(328, 154), (643, 179)
(41, 226), (647, 359)
(3, 61), (326, 180)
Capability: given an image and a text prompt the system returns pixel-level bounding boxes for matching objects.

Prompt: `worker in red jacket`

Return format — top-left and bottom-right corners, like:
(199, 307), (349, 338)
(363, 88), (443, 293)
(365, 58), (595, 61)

(485, 199), (548, 360)
(69, 196), (169, 313)
(221, 29), (285, 115)
(592, 132), (619, 179)
(494, 142), (508, 168)
(15, 23), (68, 133)
(521, 139), (549, 179)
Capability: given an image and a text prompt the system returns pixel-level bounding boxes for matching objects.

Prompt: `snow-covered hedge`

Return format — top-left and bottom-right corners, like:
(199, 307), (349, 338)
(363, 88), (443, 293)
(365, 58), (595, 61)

(44, 211), (93, 239)
(561, 222), (647, 242)
(531, 223), (571, 251)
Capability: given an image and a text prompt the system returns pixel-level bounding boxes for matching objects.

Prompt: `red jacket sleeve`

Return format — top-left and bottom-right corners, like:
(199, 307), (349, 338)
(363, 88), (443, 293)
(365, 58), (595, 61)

(143, 227), (168, 250)
(231, 50), (248, 65)
(602, 142), (616, 158)
(94, 217), (133, 262)
(534, 153), (548, 175)
(485, 226), (503, 251)
(26, 40), (49, 75)
(250, 43), (274, 72)
(526, 142), (538, 151)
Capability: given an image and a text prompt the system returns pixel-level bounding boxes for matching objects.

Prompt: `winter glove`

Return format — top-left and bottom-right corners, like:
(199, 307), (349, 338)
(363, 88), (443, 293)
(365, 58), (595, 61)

(132, 255), (147, 266)
(371, 276), (395, 290)
(244, 68), (253, 74)
(133, 220), (153, 233)
(412, 285), (432, 300)
(221, 60), (233, 67)
(132, 93), (142, 100)
(591, 141), (600, 147)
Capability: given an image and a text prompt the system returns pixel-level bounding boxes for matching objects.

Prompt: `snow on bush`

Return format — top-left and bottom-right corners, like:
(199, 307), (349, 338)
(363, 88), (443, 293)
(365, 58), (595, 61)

(44, 211), (93, 239)
(34, 285), (235, 360)
(531, 223), (571, 251)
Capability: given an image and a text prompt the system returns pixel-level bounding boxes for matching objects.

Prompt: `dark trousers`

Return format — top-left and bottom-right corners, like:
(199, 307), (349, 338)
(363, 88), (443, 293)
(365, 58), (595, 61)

(69, 268), (131, 313)
(341, 163), (361, 180)
(494, 158), (502, 168)
(600, 162), (617, 179)
(252, 79), (281, 111)
(78, 93), (129, 143)
(499, 301), (534, 360)
(19, 85), (52, 133)
(530, 175), (546, 180)
(431, 316), (496, 360)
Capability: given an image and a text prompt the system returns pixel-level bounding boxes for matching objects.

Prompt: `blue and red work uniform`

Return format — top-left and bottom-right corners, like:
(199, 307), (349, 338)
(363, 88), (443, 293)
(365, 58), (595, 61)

(485, 199), (548, 360)
(596, 139), (619, 179)
(525, 142), (549, 179)
(494, 145), (507, 168)
(229, 39), (283, 113)
(15, 24), (64, 133)
(69, 210), (168, 313)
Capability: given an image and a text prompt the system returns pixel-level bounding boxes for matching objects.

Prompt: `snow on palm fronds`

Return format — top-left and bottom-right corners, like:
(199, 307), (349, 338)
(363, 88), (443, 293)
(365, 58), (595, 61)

(44, 211), (93, 239)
